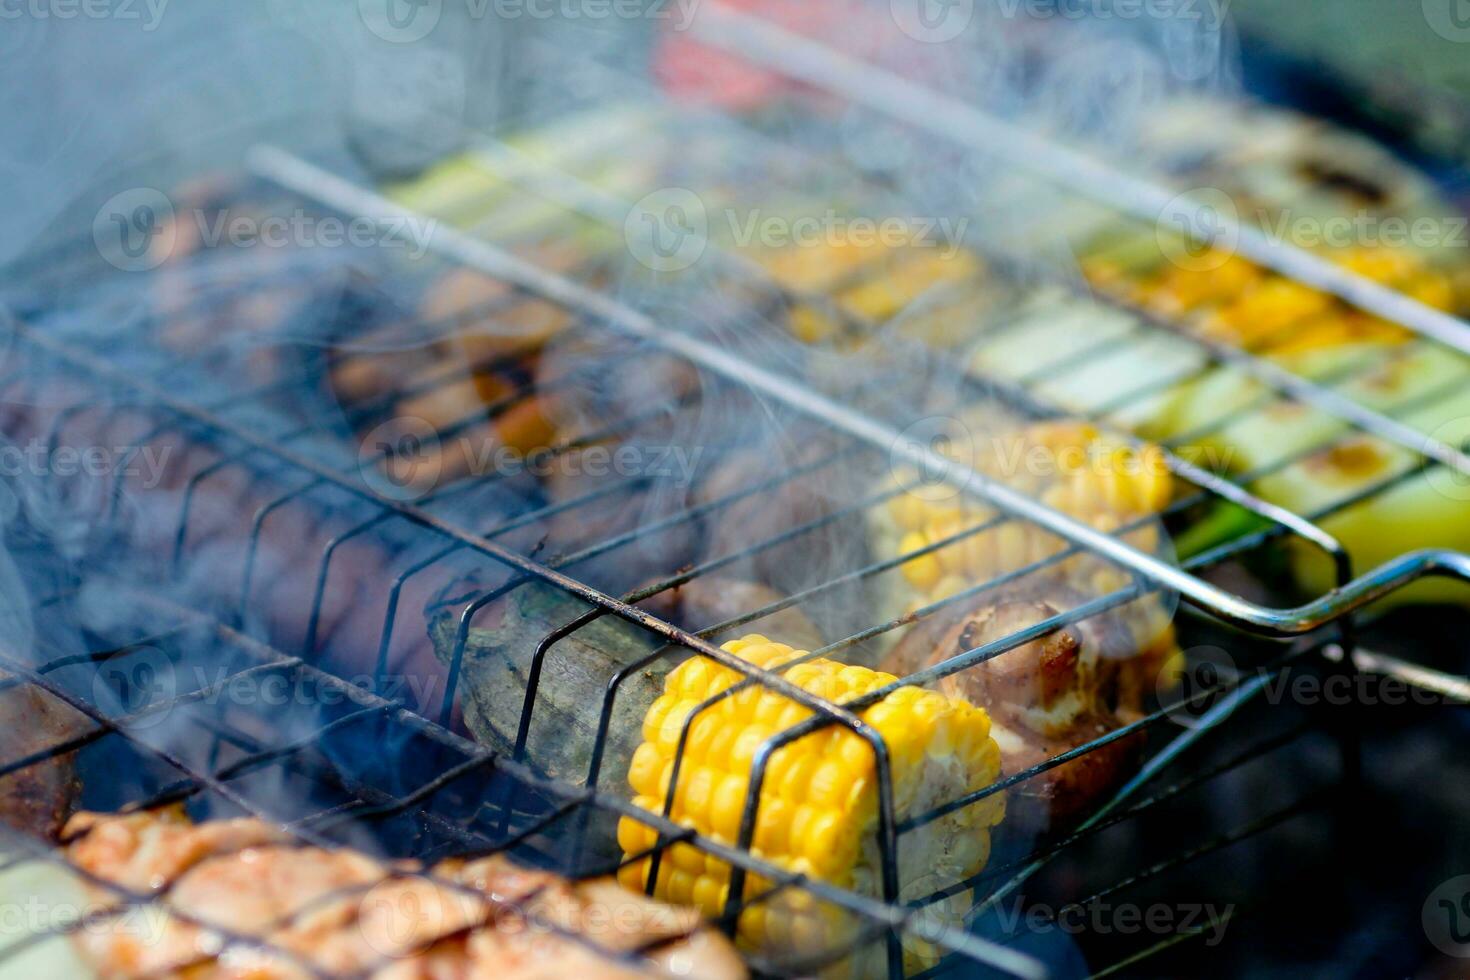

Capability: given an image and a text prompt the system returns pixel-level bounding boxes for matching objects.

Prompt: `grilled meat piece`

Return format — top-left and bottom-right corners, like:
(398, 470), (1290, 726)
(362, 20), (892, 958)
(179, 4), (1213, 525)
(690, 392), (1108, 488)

(0, 674), (87, 840)
(886, 590), (1178, 833)
(57, 807), (745, 980)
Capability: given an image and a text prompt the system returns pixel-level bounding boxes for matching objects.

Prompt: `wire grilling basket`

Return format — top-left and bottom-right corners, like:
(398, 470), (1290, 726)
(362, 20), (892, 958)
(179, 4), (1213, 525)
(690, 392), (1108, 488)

(1, 13), (1468, 979)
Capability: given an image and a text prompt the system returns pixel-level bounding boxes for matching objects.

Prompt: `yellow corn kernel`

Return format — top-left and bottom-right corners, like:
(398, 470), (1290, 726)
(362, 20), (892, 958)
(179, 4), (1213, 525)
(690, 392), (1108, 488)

(691, 876), (728, 918)
(617, 814), (652, 855)
(710, 773), (748, 841)
(628, 742), (664, 798)
(899, 532), (943, 591)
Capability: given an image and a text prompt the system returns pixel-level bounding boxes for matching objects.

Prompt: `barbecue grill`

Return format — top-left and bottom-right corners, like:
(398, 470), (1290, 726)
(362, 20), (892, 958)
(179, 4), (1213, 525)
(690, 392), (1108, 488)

(1, 3), (1468, 978)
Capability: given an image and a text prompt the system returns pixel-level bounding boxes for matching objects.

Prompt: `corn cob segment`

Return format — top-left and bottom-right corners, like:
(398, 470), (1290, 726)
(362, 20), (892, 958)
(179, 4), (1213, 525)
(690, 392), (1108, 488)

(617, 634), (1005, 975)
(870, 420), (1174, 623)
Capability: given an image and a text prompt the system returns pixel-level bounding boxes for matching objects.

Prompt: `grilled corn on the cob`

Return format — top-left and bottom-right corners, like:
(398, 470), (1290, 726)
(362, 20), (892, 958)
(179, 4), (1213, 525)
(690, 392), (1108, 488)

(869, 420), (1175, 644)
(617, 634), (1005, 976)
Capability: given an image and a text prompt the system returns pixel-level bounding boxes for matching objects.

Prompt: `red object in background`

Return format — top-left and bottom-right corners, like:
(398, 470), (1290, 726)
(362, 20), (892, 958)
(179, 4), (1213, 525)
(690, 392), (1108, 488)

(654, 0), (890, 113)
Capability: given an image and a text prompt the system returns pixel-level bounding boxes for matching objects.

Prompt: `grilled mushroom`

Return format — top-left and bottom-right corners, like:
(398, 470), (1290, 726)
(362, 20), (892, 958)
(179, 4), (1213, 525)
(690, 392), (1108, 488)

(886, 589), (1178, 833)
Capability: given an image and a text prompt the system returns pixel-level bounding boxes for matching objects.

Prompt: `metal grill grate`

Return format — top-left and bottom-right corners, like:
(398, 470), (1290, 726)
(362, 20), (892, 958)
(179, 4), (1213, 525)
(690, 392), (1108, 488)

(0, 29), (1464, 975)
(0, 219), (1342, 979)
